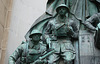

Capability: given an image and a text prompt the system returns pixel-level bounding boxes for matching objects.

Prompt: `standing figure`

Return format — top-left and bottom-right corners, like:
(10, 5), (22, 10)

(45, 4), (78, 64)
(9, 30), (47, 64)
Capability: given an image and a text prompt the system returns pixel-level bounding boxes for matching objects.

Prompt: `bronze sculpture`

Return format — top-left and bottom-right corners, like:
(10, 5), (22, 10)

(9, 30), (47, 64)
(44, 4), (78, 64)
(9, 0), (100, 64)
(83, 13), (100, 49)
(25, 0), (98, 41)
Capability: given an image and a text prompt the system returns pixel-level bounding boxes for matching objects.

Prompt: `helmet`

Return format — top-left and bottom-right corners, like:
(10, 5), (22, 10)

(29, 30), (42, 38)
(56, 4), (69, 13)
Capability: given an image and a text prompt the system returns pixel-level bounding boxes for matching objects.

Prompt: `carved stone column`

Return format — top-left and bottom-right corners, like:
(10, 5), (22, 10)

(0, 0), (13, 64)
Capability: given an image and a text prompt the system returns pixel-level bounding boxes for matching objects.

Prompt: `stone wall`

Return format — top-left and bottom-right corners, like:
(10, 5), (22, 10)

(0, 0), (13, 64)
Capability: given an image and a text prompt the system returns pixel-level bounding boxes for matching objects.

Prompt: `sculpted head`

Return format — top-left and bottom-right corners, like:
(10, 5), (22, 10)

(56, 4), (69, 15)
(29, 30), (42, 42)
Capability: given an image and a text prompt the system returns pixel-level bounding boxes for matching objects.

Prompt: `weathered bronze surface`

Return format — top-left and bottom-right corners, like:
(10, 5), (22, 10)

(83, 13), (100, 49)
(44, 4), (78, 64)
(9, 0), (100, 64)
(9, 30), (47, 64)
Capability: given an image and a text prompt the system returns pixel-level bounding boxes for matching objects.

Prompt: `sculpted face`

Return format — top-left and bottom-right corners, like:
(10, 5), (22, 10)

(31, 34), (41, 42)
(58, 7), (68, 15)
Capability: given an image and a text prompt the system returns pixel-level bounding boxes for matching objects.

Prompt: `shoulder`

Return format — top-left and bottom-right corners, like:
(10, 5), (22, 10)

(48, 18), (56, 24)
(90, 13), (100, 20)
(21, 41), (27, 44)
(18, 42), (28, 50)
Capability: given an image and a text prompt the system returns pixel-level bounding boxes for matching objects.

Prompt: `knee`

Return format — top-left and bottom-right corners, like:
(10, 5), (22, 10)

(63, 52), (76, 61)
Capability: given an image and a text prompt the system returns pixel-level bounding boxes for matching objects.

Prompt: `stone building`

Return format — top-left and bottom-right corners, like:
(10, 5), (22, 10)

(0, 0), (13, 64)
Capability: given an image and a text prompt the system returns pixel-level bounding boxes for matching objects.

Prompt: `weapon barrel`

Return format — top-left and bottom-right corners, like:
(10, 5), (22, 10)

(32, 50), (56, 64)
(39, 50), (56, 60)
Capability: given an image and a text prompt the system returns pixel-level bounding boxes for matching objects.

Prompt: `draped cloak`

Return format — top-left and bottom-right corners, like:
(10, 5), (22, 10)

(25, 0), (98, 41)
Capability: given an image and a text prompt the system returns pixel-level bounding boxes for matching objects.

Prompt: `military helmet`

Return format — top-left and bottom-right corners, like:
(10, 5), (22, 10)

(29, 30), (42, 38)
(56, 4), (69, 13)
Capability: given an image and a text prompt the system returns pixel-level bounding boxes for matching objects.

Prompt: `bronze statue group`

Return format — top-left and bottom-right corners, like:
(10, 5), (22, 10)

(9, 0), (100, 64)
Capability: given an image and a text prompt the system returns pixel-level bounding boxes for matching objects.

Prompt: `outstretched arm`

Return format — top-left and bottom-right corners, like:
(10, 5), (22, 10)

(83, 13), (99, 31)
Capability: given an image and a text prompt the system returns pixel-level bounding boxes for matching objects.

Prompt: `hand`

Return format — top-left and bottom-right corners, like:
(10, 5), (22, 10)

(67, 26), (73, 32)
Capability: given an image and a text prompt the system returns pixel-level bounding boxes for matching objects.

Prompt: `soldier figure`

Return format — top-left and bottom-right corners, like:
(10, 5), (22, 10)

(45, 4), (78, 64)
(9, 30), (47, 64)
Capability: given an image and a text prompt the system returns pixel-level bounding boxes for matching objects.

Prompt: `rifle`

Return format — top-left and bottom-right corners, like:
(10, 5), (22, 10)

(31, 49), (56, 64)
